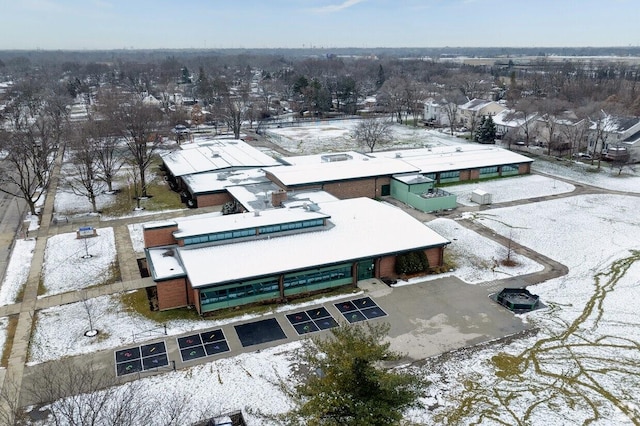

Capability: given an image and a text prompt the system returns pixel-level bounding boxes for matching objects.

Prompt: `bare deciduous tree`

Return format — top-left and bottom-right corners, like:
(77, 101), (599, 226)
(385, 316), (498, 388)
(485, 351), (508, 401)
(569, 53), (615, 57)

(67, 123), (104, 213)
(91, 120), (124, 194)
(100, 90), (165, 198)
(352, 118), (393, 152)
(0, 113), (60, 215)
(379, 76), (406, 124)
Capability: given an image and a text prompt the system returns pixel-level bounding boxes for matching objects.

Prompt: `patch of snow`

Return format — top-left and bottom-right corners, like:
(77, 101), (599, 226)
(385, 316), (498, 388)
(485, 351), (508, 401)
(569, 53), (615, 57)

(127, 223), (145, 253)
(533, 158), (640, 193)
(427, 218), (543, 282)
(0, 238), (37, 305)
(41, 228), (116, 297)
(447, 174), (574, 206)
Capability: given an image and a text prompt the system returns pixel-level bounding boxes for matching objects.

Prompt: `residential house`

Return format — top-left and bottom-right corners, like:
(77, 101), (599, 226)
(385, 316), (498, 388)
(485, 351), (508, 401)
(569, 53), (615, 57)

(587, 114), (640, 162)
(492, 109), (538, 143)
(423, 98), (452, 127)
(534, 110), (586, 152)
(457, 99), (506, 130)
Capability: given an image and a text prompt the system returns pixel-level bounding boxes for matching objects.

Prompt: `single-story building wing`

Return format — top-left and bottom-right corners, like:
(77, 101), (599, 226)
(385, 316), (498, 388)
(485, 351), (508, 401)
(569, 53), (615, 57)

(143, 197), (450, 313)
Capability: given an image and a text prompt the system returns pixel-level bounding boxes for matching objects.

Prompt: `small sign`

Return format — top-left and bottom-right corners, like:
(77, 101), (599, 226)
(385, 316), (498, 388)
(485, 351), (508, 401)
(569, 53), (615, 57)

(77, 226), (96, 238)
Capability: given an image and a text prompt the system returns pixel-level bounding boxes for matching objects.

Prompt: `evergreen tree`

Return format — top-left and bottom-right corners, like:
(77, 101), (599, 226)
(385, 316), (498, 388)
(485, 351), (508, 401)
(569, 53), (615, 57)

(475, 115), (497, 144)
(282, 323), (426, 426)
(376, 64), (386, 90)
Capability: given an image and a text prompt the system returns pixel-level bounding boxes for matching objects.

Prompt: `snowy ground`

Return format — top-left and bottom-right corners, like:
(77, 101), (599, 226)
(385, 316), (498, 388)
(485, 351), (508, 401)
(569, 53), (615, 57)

(265, 120), (465, 155)
(446, 174), (575, 206)
(0, 239), (36, 306)
(127, 223), (145, 253)
(29, 289), (364, 365)
(427, 218), (543, 282)
(411, 194), (640, 425)
(30, 193), (640, 425)
(53, 162), (119, 215)
(40, 228), (116, 297)
(532, 156), (640, 193)
(5, 123), (640, 423)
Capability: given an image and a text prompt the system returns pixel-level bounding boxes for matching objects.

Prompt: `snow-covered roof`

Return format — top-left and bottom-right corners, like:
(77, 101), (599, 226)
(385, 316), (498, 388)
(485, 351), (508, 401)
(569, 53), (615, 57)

(393, 173), (434, 185)
(589, 115), (640, 133)
(172, 206), (330, 239)
(183, 168), (270, 195)
(266, 156), (419, 187)
(225, 181), (284, 212)
(460, 98), (492, 111)
(279, 151), (370, 166)
(176, 197), (449, 287)
(161, 139), (280, 177)
(143, 212), (223, 231)
(227, 184), (341, 213)
(492, 109), (538, 128)
(371, 145), (533, 174)
(281, 190), (340, 208)
(146, 246), (185, 280)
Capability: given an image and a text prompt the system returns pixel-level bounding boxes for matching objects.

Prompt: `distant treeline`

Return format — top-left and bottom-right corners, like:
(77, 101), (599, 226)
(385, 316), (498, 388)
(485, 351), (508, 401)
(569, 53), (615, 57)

(1, 46), (640, 66)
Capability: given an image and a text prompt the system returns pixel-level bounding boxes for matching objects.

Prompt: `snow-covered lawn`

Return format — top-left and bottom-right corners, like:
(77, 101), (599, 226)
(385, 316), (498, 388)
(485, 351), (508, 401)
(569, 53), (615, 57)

(35, 194), (640, 425)
(0, 316), (8, 363)
(5, 136), (640, 425)
(28, 289), (363, 364)
(0, 238), (36, 306)
(446, 174), (575, 206)
(533, 157), (640, 193)
(265, 121), (467, 155)
(427, 218), (543, 282)
(53, 163), (119, 215)
(412, 194), (640, 425)
(41, 228), (116, 297)
(127, 223), (145, 253)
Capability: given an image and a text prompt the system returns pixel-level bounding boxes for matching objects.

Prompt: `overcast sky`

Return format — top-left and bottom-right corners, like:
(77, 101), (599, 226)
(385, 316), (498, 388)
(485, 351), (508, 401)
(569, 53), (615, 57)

(1, 0), (638, 50)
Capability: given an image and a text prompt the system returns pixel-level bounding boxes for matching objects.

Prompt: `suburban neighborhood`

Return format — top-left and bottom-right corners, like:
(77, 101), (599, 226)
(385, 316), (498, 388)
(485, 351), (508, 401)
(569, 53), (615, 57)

(1, 10), (640, 423)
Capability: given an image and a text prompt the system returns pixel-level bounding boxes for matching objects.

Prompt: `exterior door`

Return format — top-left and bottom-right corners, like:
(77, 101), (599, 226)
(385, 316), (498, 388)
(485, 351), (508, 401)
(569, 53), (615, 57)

(357, 259), (374, 280)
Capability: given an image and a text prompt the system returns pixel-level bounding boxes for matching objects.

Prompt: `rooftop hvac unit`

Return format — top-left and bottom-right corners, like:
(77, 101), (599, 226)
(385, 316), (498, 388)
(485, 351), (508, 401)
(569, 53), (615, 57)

(321, 153), (353, 162)
(395, 152), (402, 158)
(455, 147), (462, 152)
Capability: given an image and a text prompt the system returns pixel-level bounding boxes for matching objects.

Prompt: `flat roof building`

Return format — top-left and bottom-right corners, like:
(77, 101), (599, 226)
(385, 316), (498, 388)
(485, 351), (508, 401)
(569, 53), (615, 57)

(143, 197), (450, 314)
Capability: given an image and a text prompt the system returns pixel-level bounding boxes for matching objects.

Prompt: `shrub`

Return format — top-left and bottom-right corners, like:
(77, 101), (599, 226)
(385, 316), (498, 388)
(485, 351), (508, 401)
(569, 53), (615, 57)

(395, 250), (430, 275)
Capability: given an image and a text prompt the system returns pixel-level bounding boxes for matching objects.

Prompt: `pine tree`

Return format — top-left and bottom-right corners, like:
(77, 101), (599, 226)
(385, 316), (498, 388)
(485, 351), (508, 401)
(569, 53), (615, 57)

(376, 64), (386, 90)
(475, 115), (497, 144)
(283, 323), (426, 426)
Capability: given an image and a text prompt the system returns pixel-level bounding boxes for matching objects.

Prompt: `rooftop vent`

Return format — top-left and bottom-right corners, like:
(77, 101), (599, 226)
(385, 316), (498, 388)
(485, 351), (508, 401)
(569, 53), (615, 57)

(321, 153), (352, 163)
(395, 152), (402, 158)
(455, 147), (462, 152)
(303, 202), (321, 212)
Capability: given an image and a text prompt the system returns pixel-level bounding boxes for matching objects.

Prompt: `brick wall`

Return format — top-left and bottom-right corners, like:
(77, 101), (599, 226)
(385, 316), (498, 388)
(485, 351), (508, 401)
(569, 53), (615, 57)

(519, 163), (531, 174)
(196, 192), (232, 208)
(377, 247), (444, 278)
(459, 170), (471, 181)
(469, 169), (480, 180)
(323, 177), (388, 199)
(271, 190), (288, 207)
(378, 256), (396, 277)
(143, 224), (178, 248)
(157, 278), (190, 310)
(425, 246), (444, 267)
